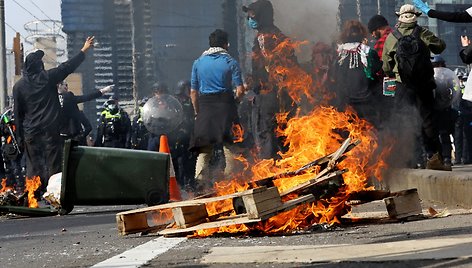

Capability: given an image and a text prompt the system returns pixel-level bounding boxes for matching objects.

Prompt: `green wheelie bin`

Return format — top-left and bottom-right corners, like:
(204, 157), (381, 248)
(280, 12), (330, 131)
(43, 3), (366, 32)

(59, 140), (169, 214)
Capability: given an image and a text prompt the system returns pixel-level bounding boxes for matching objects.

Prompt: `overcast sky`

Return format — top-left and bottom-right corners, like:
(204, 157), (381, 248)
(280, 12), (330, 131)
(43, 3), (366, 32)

(5, 0), (61, 49)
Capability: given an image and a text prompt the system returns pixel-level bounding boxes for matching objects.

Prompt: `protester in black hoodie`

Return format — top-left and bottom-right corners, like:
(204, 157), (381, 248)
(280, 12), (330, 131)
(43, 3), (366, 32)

(243, 0), (297, 160)
(13, 36), (94, 191)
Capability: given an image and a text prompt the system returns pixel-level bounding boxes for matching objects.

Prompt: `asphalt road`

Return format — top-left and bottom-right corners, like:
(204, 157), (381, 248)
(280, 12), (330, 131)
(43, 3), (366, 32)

(0, 205), (154, 268)
(147, 201), (472, 267)
(1, 201), (472, 267)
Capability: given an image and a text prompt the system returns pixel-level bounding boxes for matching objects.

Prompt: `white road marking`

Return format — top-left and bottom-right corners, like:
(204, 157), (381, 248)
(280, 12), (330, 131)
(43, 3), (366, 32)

(202, 236), (472, 264)
(91, 237), (186, 268)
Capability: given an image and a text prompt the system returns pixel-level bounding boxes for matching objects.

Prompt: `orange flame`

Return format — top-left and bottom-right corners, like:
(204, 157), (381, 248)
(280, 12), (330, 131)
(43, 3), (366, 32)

(1, 178), (13, 193)
(187, 36), (390, 237)
(231, 123), (244, 143)
(150, 208), (174, 226)
(25, 176), (41, 208)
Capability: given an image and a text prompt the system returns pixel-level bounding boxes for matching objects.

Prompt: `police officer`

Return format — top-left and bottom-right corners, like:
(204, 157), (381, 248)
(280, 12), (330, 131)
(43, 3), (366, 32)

(431, 55), (460, 171)
(95, 97), (131, 148)
(130, 97), (149, 150)
(0, 108), (24, 191)
(147, 82), (170, 151)
(173, 80), (196, 189)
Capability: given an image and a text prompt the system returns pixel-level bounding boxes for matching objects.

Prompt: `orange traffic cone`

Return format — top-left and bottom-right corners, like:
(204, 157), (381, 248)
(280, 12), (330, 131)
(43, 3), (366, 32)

(159, 135), (182, 201)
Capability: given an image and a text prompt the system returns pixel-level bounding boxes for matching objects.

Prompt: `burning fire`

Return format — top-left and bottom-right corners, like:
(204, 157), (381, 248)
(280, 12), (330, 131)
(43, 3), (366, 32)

(0, 178), (13, 193)
(270, 38), (316, 104)
(150, 208), (174, 226)
(231, 123), (244, 143)
(25, 176), (41, 208)
(190, 35), (391, 237)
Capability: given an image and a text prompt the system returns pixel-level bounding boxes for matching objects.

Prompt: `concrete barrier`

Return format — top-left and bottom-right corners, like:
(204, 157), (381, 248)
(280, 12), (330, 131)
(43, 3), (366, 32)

(383, 166), (472, 208)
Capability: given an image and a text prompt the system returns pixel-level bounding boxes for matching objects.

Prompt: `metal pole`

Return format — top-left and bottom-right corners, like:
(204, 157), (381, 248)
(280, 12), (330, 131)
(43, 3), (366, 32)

(356, 0), (362, 22)
(130, 0), (146, 113)
(0, 0), (7, 111)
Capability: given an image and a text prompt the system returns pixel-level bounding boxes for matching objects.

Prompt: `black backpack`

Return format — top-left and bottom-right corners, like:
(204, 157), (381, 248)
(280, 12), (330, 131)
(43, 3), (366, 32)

(393, 26), (435, 89)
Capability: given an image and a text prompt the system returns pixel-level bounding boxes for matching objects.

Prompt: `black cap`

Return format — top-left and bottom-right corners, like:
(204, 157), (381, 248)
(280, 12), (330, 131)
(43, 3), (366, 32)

(241, 0), (274, 28)
(367, 15), (389, 33)
(23, 50), (45, 75)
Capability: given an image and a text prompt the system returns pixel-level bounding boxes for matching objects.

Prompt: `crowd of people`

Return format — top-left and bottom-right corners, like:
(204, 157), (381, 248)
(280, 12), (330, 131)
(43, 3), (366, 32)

(5, 0), (472, 197)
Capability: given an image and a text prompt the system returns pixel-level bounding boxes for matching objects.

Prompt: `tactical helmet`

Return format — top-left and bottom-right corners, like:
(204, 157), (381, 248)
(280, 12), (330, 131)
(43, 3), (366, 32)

(104, 99), (119, 113)
(139, 97), (149, 106)
(152, 81), (169, 95)
(175, 80), (190, 95)
(454, 67), (468, 80)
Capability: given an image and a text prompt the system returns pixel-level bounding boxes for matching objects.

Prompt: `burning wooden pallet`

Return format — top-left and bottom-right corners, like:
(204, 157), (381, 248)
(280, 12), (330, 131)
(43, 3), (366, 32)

(116, 138), (357, 236)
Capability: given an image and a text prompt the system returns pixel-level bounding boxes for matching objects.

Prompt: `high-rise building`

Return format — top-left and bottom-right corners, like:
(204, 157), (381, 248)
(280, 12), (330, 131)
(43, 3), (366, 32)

(149, 0), (238, 89)
(61, 0), (116, 126)
(61, 0), (155, 127)
(61, 0), (238, 129)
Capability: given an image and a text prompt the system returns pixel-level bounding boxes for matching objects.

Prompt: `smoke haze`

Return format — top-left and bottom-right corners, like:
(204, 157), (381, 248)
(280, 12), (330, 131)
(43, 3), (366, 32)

(271, 0), (339, 62)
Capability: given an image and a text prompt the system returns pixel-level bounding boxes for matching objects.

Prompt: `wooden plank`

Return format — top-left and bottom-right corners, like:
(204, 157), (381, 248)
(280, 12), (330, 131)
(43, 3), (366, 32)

(276, 194), (316, 213)
(384, 188), (422, 219)
(118, 138), (361, 236)
(159, 194), (316, 236)
(159, 215), (261, 236)
(254, 155), (331, 187)
(117, 213), (148, 236)
(117, 212), (171, 236)
(276, 139), (354, 197)
(280, 169), (348, 196)
(242, 187), (282, 219)
(117, 187), (268, 217)
(330, 138), (352, 162)
(391, 188), (419, 197)
(254, 139), (360, 187)
(346, 190), (392, 206)
(172, 204), (208, 228)
(116, 187), (267, 235)
(257, 194), (316, 220)
(117, 137), (361, 236)
(314, 138), (351, 180)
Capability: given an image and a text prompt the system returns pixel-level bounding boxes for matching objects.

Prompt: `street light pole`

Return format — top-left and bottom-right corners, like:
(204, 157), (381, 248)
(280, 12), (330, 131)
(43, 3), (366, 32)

(0, 0), (8, 111)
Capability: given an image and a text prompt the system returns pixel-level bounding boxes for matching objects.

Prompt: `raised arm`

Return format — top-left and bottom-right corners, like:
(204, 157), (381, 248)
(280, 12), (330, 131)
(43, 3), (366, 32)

(48, 36), (95, 85)
(413, 0), (472, 23)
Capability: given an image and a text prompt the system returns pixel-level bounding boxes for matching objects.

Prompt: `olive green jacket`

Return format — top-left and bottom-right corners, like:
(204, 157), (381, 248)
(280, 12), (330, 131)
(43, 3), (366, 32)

(382, 22), (446, 83)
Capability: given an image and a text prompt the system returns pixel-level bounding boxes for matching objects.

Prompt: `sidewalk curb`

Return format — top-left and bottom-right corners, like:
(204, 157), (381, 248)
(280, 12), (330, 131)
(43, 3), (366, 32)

(384, 168), (472, 208)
